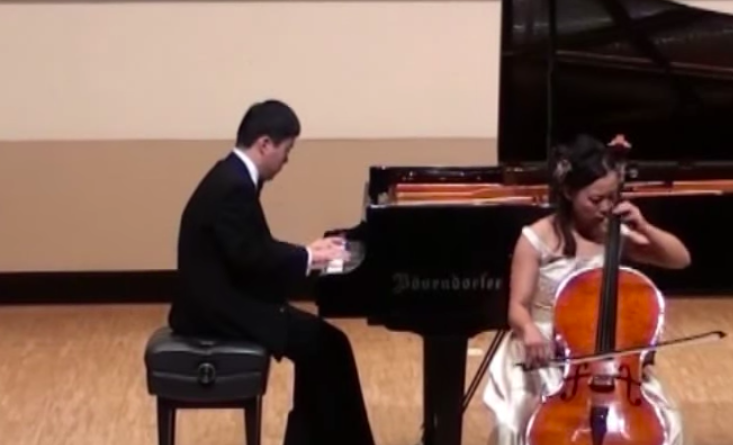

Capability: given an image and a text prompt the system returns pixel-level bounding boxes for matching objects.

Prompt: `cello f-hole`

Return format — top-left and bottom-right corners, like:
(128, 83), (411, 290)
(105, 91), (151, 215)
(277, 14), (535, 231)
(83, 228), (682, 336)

(618, 364), (643, 406)
(560, 364), (588, 400)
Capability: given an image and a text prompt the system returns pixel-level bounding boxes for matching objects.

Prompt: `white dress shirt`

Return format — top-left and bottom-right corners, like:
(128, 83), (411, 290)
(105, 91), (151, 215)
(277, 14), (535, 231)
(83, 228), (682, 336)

(230, 148), (313, 275)
(232, 147), (259, 186)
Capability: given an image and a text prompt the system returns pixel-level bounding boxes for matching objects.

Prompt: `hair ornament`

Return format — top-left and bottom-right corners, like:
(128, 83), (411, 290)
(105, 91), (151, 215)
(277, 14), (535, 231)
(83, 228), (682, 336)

(608, 134), (631, 149)
(554, 159), (572, 182)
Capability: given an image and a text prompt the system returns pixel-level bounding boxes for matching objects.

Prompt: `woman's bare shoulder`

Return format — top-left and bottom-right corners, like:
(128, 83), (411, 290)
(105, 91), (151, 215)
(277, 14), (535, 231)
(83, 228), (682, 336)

(523, 215), (561, 253)
(527, 215), (556, 238)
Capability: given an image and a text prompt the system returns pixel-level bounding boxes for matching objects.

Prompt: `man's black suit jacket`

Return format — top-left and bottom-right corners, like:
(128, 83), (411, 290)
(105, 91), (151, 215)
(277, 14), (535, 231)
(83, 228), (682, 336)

(168, 152), (310, 359)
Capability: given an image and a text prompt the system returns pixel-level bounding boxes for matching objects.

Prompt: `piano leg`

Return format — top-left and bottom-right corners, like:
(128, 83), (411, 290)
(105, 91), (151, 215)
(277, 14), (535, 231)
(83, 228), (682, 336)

(418, 330), (509, 445)
(422, 335), (468, 445)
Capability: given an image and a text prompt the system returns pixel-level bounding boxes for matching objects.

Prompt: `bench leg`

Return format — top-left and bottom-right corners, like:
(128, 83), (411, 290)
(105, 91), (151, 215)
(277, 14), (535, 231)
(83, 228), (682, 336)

(244, 396), (262, 445)
(157, 398), (176, 445)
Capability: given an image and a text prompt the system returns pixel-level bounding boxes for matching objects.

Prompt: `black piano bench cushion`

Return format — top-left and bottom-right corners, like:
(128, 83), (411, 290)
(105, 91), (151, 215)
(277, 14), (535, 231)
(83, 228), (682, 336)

(144, 327), (271, 403)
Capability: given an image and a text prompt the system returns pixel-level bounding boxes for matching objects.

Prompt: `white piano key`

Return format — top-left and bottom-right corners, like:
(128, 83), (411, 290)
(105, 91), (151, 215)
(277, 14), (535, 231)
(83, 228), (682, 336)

(326, 258), (344, 274)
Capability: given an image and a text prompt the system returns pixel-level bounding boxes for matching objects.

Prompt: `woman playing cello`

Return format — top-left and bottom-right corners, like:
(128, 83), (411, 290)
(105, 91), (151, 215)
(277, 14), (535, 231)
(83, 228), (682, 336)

(482, 134), (691, 445)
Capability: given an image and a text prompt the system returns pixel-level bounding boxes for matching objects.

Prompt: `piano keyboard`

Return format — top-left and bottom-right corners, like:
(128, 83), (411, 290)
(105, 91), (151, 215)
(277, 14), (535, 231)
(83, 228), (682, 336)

(325, 258), (345, 274)
(319, 240), (365, 275)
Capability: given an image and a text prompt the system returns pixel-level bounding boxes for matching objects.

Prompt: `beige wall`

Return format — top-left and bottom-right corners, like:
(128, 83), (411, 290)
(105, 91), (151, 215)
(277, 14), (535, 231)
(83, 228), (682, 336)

(0, 0), (729, 271)
(0, 1), (501, 271)
(0, 138), (494, 271)
(0, 1), (501, 140)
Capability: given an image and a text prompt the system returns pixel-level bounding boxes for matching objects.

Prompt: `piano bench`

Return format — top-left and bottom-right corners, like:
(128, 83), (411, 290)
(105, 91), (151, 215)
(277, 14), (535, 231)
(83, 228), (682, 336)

(144, 327), (271, 445)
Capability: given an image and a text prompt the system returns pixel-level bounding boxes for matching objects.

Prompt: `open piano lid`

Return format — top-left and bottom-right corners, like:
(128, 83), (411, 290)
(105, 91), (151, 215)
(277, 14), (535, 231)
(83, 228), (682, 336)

(497, 0), (733, 166)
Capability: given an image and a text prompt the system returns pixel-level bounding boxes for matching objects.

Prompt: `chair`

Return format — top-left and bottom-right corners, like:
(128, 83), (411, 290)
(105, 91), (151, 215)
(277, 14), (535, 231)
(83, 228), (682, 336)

(144, 327), (271, 445)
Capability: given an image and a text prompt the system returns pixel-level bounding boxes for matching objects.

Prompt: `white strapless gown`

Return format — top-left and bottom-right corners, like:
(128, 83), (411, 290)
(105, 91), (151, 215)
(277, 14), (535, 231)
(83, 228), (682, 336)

(482, 226), (688, 445)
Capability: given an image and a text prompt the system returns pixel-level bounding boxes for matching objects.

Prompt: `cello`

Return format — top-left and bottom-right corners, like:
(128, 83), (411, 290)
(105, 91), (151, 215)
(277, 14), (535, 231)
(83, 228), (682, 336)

(524, 137), (676, 445)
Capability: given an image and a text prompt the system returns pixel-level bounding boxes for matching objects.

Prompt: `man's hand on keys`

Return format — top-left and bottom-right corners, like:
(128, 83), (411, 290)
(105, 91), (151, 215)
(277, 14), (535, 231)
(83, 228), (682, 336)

(308, 236), (350, 270)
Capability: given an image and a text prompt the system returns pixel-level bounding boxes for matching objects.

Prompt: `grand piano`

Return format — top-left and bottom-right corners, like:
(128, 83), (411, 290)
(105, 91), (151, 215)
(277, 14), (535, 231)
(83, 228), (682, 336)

(307, 1), (733, 444)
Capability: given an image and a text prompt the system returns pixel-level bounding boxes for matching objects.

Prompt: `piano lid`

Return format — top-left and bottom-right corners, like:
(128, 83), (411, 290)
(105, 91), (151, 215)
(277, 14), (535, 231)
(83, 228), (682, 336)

(497, 0), (733, 165)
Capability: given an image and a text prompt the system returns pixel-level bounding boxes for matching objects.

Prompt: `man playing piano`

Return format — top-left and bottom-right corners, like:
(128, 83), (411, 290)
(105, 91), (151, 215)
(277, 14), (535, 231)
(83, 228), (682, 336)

(482, 134), (691, 445)
(168, 99), (376, 445)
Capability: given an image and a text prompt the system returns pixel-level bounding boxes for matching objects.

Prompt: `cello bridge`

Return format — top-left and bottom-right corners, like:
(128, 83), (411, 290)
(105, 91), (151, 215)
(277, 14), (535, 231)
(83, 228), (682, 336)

(589, 375), (615, 392)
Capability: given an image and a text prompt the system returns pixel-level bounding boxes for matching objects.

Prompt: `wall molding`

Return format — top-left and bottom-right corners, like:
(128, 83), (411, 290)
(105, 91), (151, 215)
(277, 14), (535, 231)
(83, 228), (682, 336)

(0, 270), (729, 306)
(0, 270), (176, 305)
(0, 270), (318, 305)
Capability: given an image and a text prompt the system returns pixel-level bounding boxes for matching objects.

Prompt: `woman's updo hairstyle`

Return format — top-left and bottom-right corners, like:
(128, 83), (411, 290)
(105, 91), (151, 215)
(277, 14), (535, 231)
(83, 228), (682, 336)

(550, 133), (619, 257)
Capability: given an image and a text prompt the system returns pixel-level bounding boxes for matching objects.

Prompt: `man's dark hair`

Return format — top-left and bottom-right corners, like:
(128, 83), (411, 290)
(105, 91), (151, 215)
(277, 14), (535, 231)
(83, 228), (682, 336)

(235, 99), (301, 148)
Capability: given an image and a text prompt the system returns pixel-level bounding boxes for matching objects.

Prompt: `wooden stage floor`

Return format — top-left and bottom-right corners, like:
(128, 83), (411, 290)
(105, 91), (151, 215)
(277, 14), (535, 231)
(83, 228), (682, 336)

(1, 299), (732, 445)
